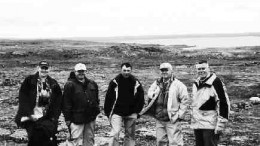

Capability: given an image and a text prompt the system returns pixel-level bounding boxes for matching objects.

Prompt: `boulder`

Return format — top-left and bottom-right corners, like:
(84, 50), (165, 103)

(249, 97), (260, 104)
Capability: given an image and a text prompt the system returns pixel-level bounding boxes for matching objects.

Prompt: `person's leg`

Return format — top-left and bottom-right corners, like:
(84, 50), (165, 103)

(83, 121), (95, 146)
(25, 124), (34, 142)
(25, 121), (36, 146)
(70, 123), (84, 146)
(166, 122), (183, 146)
(123, 113), (137, 146)
(203, 129), (219, 146)
(194, 129), (204, 146)
(108, 114), (123, 146)
(156, 120), (168, 146)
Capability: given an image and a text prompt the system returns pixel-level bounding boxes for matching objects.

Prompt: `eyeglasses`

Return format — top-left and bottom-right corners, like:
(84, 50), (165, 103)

(160, 68), (168, 72)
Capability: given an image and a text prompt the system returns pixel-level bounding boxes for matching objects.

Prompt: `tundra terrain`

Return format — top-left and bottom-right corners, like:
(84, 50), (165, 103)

(0, 40), (259, 146)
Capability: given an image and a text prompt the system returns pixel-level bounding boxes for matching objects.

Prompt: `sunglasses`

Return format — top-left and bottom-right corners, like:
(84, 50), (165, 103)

(40, 66), (49, 70)
(160, 68), (169, 72)
(76, 70), (86, 73)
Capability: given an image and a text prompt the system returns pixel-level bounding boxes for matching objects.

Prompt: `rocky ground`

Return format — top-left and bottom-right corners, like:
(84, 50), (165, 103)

(0, 40), (260, 146)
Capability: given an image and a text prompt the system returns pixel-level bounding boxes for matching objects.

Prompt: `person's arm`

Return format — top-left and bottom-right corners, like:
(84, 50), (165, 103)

(177, 82), (190, 120)
(49, 80), (63, 123)
(147, 81), (160, 99)
(213, 77), (229, 119)
(15, 76), (33, 126)
(62, 82), (74, 124)
(104, 81), (116, 117)
(134, 81), (145, 114)
(93, 81), (100, 106)
(213, 77), (230, 134)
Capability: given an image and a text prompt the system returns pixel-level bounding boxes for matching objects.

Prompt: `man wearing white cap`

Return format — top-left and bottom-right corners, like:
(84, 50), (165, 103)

(62, 63), (100, 146)
(142, 62), (189, 146)
(191, 60), (230, 146)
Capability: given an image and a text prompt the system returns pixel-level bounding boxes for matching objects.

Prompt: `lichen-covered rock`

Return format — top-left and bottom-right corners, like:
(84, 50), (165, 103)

(9, 129), (28, 143)
(0, 128), (11, 140)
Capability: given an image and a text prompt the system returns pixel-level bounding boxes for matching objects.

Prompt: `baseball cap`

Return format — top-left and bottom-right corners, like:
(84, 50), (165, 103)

(160, 63), (172, 70)
(39, 61), (49, 68)
(74, 63), (87, 71)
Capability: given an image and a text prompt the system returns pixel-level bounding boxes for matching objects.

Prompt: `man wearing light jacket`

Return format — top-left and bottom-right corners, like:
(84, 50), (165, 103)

(142, 62), (189, 146)
(104, 62), (144, 146)
(191, 60), (230, 146)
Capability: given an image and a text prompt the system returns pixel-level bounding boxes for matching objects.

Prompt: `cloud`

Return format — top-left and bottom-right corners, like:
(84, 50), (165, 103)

(0, 0), (260, 38)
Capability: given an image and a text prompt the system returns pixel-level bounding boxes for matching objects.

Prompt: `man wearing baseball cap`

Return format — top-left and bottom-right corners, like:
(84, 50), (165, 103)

(62, 63), (100, 146)
(141, 62), (189, 146)
(15, 60), (62, 146)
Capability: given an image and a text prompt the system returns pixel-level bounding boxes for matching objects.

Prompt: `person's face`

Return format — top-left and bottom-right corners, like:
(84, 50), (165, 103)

(75, 70), (86, 80)
(38, 66), (49, 78)
(196, 64), (210, 79)
(121, 65), (132, 78)
(160, 68), (172, 79)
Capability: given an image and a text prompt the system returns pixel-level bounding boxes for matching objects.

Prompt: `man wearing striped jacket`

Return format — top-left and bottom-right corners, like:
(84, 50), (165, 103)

(191, 60), (230, 146)
(104, 62), (144, 146)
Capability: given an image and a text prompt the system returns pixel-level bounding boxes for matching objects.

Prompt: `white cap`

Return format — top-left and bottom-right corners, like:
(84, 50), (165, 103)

(160, 63), (172, 70)
(195, 63), (209, 69)
(74, 63), (87, 71)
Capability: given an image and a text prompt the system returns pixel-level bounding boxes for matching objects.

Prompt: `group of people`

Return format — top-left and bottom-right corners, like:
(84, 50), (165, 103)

(15, 60), (230, 146)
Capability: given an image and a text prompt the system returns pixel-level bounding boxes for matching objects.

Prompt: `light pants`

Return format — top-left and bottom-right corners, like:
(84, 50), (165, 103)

(156, 120), (183, 146)
(70, 121), (95, 146)
(109, 114), (137, 146)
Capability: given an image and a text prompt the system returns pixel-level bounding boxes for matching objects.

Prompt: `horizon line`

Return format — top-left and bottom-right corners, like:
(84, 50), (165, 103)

(1, 32), (260, 41)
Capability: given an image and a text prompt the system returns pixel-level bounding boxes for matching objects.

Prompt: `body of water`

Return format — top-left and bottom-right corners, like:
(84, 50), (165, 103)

(110, 36), (260, 49)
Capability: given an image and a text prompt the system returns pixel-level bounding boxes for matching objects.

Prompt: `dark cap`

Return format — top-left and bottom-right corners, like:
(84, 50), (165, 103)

(39, 61), (49, 68)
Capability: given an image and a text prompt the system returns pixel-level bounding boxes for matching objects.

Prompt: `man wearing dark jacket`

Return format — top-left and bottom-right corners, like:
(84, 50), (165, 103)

(15, 61), (62, 146)
(104, 62), (144, 146)
(62, 63), (100, 146)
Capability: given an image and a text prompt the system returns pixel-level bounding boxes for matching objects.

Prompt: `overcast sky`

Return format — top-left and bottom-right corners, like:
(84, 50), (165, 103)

(0, 0), (259, 38)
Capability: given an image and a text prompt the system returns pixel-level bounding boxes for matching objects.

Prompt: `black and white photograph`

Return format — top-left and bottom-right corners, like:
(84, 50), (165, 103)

(0, 0), (260, 145)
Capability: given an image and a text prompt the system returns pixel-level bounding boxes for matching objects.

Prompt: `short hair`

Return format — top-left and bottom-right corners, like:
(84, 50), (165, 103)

(121, 62), (132, 69)
(198, 60), (208, 64)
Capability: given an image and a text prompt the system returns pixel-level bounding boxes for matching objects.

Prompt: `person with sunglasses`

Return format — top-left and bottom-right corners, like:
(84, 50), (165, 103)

(104, 62), (144, 146)
(142, 62), (189, 146)
(62, 63), (100, 146)
(15, 61), (62, 146)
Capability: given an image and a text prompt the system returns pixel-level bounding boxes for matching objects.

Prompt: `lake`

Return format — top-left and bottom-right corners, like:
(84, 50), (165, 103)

(109, 36), (260, 49)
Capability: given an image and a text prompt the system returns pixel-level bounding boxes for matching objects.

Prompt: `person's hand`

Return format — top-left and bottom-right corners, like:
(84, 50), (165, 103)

(29, 115), (39, 122)
(129, 113), (138, 119)
(214, 123), (224, 134)
(214, 118), (228, 134)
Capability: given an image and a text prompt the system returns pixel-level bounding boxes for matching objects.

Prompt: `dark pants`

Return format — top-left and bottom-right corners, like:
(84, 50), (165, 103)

(25, 120), (57, 146)
(194, 129), (219, 146)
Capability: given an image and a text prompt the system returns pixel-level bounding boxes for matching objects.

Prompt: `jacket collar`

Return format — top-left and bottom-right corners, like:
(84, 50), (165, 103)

(157, 73), (175, 85)
(115, 74), (136, 82)
(195, 73), (217, 86)
(31, 72), (52, 85)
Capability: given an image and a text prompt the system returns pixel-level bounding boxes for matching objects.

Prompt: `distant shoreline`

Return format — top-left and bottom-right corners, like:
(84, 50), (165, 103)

(1, 32), (260, 41)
